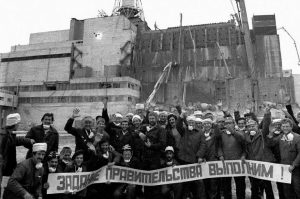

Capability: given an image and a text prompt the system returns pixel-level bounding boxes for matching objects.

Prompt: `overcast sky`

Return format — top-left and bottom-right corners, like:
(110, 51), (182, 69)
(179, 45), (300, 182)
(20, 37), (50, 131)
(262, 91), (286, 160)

(1, 0), (300, 73)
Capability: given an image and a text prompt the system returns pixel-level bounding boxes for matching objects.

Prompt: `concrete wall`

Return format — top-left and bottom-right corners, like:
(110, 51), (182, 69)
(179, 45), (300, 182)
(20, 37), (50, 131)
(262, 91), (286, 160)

(0, 57), (71, 83)
(81, 15), (137, 77)
(293, 74), (300, 106)
(255, 35), (282, 77)
(29, 30), (70, 44)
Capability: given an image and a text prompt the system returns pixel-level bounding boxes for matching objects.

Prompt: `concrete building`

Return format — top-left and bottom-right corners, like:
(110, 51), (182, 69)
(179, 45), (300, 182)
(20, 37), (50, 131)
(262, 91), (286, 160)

(0, 1), (295, 129)
(132, 14), (294, 113)
(0, 15), (141, 130)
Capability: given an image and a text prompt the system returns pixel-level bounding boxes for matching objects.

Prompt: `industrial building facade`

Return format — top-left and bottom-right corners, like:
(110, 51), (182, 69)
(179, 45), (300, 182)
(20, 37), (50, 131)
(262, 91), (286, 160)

(0, 15), (140, 130)
(0, 7), (295, 130)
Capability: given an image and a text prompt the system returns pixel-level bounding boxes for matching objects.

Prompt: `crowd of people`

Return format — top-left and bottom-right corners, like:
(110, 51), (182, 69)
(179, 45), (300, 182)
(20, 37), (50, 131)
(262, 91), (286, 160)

(0, 97), (300, 199)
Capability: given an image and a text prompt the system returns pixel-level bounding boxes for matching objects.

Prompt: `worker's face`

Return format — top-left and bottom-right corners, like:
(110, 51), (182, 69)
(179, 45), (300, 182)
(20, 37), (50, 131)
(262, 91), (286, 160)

(281, 123), (292, 135)
(34, 151), (46, 163)
(115, 117), (122, 125)
(273, 122), (282, 130)
(165, 151), (174, 162)
(75, 154), (84, 166)
(62, 151), (71, 161)
(48, 158), (58, 169)
(132, 118), (141, 128)
(187, 120), (195, 129)
(159, 114), (167, 123)
(82, 118), (93, 130)
(247, 124), (258, 132)
(126, 115), (133, 121)
(195, 122), (202, 130)
(123, 150), (132, 161)
(224, 119), (235, 130)
(148, 115), (157, 126)
(169, 117), (176, 127)
(42, 116), (53, 125)
(121, 121), (129, 131)
(101, 142), (110, 153)
(203, 122), (212, 131)
(238, 120), (246, 129)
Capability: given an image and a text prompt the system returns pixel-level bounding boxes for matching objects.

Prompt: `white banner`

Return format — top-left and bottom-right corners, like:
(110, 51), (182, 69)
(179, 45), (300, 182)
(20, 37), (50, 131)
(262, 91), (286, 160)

(47, 160), (291, 194)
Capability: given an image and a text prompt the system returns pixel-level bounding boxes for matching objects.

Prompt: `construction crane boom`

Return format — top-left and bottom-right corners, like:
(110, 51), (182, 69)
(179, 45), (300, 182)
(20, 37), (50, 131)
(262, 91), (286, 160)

(278, 27), (300, 66)
(235, 0), (258, 111)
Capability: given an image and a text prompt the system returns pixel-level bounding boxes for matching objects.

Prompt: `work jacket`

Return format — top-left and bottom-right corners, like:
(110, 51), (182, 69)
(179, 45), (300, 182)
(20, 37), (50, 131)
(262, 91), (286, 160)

(3, 158), (43, 199)
(26, 124), (59, 159)
(178, 128), (206, 163)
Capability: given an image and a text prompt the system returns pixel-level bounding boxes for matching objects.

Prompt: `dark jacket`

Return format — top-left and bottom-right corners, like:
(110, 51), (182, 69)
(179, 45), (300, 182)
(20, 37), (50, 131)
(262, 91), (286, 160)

(267, 132), (300, 167)
(3, 158), (44, 199)
(178, 128), (206, 163)
(25, 124), (59, 159)
(204, 127), (222, 161)
(165, 117), (185, 154)
(219, 129), (246, 160)
(112, 130), (135, 153)
(64, 118), (94, 159)
(140, 125), (167, 160)
(0, 129), (32, 176)
(245, 112), (276, 162)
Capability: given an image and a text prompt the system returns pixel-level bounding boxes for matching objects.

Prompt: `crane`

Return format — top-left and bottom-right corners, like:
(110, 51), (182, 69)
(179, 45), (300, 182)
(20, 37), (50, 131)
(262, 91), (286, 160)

(235, 0), (259, 111)
(278, 27), (300, 66)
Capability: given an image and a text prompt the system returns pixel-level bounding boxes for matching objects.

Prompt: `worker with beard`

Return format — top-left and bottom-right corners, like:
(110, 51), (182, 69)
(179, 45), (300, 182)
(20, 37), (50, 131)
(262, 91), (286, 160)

(64, 108), (96, 160)
(25, 113), (59, 159)
(219, 117), (246, 199)
(245, 107), (276, 199)
(139, 111), (166, 199)
(165, 114), (184, 158)
(267, 118), (300, 199)
(3, 143), (47, 199)
(42, 151), (62, 199)
(161, 146), (182, 199)
(177, 116), (207, 199)
(202, 118), (222, 199)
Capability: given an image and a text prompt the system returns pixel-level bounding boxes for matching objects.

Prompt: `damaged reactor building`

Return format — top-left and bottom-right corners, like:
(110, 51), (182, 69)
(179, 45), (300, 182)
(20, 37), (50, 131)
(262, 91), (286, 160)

(0, 0), (295, 130)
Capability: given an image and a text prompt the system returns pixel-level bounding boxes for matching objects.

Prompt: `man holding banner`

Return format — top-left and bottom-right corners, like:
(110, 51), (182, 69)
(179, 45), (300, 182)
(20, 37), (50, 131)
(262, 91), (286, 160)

(219, 117), (246, 199)
(177, 115), (207, 199)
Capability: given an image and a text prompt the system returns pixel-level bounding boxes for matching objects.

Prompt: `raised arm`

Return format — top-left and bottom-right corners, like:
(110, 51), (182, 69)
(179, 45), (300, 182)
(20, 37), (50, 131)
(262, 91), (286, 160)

(64, 108), (81, 136)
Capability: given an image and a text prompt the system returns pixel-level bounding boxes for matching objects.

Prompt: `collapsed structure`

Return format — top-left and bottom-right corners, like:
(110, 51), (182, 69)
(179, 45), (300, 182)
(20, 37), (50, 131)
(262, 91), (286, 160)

(0, 0), (295, 130)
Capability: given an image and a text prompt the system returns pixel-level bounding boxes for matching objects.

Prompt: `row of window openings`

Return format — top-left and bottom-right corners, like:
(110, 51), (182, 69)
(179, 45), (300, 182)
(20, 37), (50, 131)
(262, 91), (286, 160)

(0, 82), (140, 92)
(18, 95), (135, 104)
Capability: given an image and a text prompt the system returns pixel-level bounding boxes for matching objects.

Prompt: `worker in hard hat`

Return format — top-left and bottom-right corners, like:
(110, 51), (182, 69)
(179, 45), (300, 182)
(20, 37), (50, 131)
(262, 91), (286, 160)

(0, 113), (34, 196)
